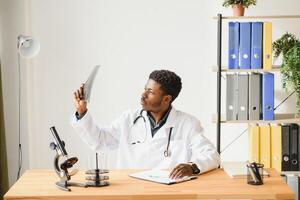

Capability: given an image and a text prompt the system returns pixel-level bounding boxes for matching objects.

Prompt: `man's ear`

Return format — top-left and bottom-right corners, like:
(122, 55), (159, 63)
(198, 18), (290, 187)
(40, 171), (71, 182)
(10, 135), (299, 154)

(163, 95), (172, 104)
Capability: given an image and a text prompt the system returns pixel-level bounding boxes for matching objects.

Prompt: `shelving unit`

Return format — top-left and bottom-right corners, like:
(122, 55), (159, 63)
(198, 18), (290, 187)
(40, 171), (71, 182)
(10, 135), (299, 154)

(213, 15), (300, 20)
(214, 14), (300, 154)
(212, 113), (298, 124)
(212, 65), (281, 73)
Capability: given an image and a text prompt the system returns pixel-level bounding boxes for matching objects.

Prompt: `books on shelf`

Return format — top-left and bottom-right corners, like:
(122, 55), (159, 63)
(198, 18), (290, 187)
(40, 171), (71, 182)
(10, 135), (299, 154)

(225, 72), (274, 121)
(248, 124), (300, 172)
(227, 21), (272, 70)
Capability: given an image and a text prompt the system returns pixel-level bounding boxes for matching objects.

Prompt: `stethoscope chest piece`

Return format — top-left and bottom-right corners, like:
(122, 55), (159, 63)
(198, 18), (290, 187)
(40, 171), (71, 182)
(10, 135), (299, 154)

(164, 150), (171, 157)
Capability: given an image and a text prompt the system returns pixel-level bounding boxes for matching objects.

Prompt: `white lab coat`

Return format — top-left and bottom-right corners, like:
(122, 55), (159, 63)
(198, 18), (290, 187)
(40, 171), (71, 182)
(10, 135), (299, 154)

(71, 107), (220, 173)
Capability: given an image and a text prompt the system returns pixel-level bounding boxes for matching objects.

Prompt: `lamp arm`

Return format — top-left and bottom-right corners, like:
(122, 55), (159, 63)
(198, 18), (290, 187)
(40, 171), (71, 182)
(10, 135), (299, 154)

(16, 52), (22, 180)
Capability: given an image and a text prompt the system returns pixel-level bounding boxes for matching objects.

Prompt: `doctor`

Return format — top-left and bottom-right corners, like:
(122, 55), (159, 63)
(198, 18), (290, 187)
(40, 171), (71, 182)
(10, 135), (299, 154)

(71, 69), (220, 179)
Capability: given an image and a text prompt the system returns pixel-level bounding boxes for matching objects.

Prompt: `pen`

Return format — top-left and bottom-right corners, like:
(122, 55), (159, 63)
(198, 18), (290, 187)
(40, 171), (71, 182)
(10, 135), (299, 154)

(246, 161), (259, 183)
(251, 162), (262, 183)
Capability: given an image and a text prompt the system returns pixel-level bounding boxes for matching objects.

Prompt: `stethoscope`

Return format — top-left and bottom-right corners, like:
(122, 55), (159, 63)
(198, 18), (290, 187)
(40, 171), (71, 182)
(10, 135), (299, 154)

(131, 110), (173, 157)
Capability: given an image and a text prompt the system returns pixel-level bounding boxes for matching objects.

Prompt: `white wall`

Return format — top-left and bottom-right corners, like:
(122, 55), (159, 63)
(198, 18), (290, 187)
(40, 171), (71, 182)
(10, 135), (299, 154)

(1, 0), (300, 186)
(0, 0), (31, 186)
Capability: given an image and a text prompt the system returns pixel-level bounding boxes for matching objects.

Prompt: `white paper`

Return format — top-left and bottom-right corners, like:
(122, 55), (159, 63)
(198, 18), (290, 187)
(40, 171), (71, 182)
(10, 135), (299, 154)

(84, 65), (100, 102)
(129, 169), (197, 185)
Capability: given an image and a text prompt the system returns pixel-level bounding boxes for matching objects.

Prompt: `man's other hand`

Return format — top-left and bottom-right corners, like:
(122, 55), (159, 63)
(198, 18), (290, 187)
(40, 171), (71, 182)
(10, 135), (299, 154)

(169, 163), (193, 179)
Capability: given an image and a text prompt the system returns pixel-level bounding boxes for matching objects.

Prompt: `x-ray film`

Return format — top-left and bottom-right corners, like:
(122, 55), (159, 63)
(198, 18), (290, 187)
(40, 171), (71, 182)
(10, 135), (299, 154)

(84, 65), (100, 102)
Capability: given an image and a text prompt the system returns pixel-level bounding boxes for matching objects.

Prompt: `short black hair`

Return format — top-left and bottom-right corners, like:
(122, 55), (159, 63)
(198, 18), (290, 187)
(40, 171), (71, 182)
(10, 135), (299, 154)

(149, 69), (182, 102)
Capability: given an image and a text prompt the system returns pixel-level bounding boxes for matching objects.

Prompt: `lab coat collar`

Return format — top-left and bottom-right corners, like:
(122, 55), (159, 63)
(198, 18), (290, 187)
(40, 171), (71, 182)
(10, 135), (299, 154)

(164, 106), (177, 128)
(151, 106), (178, 140)
(141, 106), (177, 129)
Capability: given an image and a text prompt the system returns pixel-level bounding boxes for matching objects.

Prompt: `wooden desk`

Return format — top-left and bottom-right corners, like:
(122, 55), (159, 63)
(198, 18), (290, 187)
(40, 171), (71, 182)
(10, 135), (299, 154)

(4, 169), (294, 200)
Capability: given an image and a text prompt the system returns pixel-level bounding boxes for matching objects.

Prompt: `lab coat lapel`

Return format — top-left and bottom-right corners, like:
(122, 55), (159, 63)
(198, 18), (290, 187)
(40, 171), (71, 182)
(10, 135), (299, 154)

(152, 107), (177, 140)
(140, 110), (152, 142)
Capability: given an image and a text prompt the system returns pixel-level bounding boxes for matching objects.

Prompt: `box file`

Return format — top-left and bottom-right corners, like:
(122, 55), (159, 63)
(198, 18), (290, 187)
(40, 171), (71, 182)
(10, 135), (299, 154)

(239, 22), (251, 69)
(290, 124), (299, 171)
(282, 124), (291, 171)
(228, 22), (240, 69)
(262, 73), (274, 120)
(271, 125), (282, 172)
(251, 22), (263, 69)
(263, 22), (272, 70)
(237, 74), (249, 120)
(226, 74), (238, 120)
(249, 73), (262, 120)
(249, 125), (260, 163)
(260, 125), (271, 168)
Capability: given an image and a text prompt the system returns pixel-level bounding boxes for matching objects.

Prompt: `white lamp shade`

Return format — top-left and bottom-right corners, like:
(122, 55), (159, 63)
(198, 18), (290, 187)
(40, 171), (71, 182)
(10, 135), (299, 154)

(18, 35), (40, 58)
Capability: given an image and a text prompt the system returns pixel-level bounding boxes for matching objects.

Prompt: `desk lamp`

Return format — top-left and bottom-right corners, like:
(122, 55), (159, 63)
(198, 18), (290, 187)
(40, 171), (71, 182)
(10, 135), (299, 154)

(16, 35), (40, 179)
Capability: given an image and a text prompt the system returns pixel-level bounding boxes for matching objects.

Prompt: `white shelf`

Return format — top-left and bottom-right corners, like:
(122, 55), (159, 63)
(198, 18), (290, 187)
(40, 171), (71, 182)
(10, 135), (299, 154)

(212, 113), (299, 124)
(281, 171), (300, 176)
(213, 15), (300, 20)
(212, 66), (281, 73)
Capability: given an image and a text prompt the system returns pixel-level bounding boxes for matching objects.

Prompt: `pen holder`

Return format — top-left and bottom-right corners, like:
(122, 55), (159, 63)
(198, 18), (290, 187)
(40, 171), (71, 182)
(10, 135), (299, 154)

(247, 162), (264, 185)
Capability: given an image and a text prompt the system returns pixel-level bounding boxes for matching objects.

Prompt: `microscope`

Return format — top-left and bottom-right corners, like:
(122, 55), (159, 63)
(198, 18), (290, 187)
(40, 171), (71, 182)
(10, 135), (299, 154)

(49, 126), (85, 191)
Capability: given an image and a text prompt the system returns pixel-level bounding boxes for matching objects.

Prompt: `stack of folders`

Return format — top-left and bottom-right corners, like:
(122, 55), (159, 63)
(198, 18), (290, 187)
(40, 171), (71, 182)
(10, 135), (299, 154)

(226, 73), (274, 121)
(227, 21), (274, 121)
(248, 124), (300, 172)
(228, 21), (272, 70)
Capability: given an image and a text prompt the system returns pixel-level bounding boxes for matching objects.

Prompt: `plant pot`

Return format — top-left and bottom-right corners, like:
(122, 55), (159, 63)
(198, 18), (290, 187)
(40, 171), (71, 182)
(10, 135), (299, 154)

(232, 4), (245, 16)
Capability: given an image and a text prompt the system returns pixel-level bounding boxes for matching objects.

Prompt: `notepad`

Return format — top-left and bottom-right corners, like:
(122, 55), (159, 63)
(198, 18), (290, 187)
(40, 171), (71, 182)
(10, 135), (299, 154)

(84, 65), (100, 102)
(129, 169), (197, 185)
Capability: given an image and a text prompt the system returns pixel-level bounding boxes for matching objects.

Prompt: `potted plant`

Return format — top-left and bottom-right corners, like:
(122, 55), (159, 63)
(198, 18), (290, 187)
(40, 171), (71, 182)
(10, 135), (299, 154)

(273, 33), (300, 117)
(222, 0), (257, 16)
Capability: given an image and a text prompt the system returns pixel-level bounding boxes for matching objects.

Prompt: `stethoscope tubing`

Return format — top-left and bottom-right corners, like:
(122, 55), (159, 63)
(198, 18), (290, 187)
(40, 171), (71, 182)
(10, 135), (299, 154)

(132, 110), (172, 157)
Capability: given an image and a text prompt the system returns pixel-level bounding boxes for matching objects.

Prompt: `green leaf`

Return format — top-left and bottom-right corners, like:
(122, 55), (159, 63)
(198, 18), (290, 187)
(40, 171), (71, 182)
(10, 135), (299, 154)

(272, 32), (299, 58)
(222, 0), (256, 8)
(280, 42), (300, 116)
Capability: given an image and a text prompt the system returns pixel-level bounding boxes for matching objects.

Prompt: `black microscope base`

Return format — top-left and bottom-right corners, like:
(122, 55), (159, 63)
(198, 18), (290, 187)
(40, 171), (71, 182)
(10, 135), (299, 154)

(56, 181), (86, 191)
